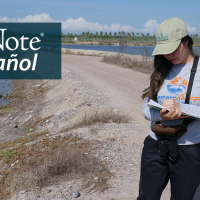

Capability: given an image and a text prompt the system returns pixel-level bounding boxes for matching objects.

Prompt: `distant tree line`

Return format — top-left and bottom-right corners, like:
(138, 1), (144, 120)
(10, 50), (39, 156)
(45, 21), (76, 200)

(62, 31), (156, 38)
(62, 31), (200, 39)
(61, 31), (200, 46)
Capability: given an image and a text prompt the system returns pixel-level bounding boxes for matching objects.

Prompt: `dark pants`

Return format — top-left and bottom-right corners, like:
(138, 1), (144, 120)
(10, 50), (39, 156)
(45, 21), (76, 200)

(137, 136), (200, 200)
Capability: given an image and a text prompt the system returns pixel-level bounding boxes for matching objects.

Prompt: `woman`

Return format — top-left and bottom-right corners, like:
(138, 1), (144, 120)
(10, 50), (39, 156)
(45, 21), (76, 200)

(137, 17), (200, 200)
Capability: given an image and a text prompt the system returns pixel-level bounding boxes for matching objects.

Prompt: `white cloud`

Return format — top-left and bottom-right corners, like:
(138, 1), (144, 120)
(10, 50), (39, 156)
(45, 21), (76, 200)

(143, 19), (159, 34)
(187, 25), (197, 33)
(0, 13), (56, 22)
(0, 13), (197, 35)
(61, 17), (158, 34)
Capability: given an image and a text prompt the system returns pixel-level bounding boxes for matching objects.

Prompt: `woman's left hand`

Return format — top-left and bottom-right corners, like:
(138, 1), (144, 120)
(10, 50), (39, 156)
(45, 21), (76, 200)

(162, 99), (180, 109)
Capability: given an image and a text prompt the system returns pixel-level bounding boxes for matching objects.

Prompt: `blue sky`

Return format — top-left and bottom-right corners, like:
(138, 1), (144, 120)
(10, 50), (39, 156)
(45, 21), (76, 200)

(1, 0), (200, 35)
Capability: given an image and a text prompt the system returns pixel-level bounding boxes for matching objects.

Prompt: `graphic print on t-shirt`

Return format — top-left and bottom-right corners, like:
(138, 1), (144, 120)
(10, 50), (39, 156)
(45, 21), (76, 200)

(157, 76), (188, 104)
(158, 76), (200, 104)
(167, 77), (187, 95)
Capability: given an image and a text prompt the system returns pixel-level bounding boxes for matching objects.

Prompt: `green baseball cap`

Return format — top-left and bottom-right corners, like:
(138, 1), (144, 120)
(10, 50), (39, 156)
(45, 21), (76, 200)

(152, 17), (188, 56)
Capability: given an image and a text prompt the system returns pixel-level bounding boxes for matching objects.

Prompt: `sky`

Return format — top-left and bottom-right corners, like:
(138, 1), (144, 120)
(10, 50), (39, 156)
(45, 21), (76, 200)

(0, 0), (200, 35)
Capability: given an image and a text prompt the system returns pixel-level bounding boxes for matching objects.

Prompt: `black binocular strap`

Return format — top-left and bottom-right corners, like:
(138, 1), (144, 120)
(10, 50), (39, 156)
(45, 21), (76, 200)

(185, 56), (199, 104)
(182, 56), (199, 127)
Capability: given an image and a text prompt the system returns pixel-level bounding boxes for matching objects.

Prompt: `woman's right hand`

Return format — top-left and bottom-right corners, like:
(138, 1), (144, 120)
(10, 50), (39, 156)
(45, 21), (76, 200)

(160, 107), (189, 120)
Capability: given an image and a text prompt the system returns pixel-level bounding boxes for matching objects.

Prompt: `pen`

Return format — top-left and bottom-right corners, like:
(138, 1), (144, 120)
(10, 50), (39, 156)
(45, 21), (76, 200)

(174, 92), (186, 100)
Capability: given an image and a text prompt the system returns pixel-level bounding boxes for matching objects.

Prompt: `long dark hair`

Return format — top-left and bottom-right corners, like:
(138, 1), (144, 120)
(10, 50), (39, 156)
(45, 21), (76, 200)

(142, 35), (195, 101)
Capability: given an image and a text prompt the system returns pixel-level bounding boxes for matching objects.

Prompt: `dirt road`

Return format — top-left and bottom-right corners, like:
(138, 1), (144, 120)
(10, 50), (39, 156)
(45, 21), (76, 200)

(63, 55), (150, 143)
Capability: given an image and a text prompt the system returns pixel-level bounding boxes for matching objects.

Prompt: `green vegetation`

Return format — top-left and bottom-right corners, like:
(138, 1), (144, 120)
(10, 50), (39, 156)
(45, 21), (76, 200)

(0, 132), (47, 150)
(62, 31), (156, 45)
(0, 105), (12, 114)
(62, 31), (200, 46)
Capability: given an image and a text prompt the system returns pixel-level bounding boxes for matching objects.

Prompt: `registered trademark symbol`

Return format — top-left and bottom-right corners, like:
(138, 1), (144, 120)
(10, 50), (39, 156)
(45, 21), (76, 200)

(40, 32), (44, 37)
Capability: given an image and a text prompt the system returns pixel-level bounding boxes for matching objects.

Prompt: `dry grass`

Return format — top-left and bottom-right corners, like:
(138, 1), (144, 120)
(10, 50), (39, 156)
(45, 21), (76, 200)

(33, 84), (49, 96)
(62, 107), (131, 132)
(65, 48), (72, 54)
(0, 135), (113, 199)
(65, 48), (85, 56)
(23, 116), (53, 133)
(0, 103), (118, 199)
(102, 53), (153, 74)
